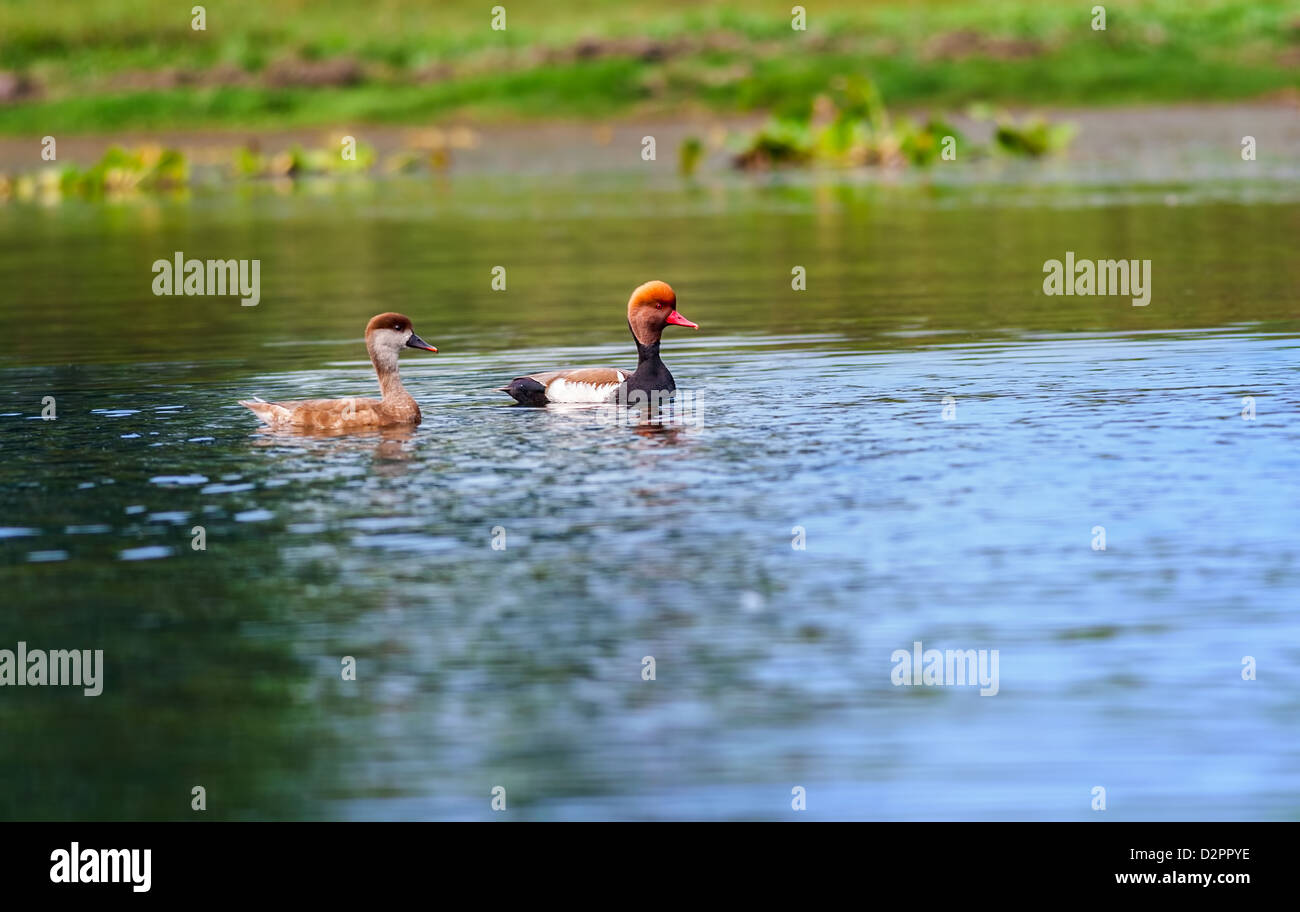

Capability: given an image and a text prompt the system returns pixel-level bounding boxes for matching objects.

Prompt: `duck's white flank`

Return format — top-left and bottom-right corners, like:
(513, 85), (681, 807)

(545, 372), (628, 403)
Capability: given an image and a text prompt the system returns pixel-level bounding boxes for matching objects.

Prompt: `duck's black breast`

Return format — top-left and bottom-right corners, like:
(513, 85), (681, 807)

(625, 363), (676, 397)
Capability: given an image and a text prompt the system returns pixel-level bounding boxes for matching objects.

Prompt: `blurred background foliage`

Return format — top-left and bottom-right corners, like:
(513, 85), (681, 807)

(0, 0), (1296, 133)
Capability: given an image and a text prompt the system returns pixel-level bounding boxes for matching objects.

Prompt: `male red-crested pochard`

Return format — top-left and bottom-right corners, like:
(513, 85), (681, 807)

(500, 280), (698, 406)
(239, 312), (438, 429)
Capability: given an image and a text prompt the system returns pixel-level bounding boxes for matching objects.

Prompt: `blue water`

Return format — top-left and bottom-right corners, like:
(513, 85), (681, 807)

(0, 178), (1296, 819)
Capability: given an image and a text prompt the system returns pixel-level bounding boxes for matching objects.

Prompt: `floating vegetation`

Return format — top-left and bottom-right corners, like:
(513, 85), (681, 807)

(233, 137), (376, 179)
(992, 116), (1078, 157)
(896, 117), (964, 166)
(0, 128), (493, 205)
(231, 129), (479, 180)
(726, 77), (1074, 171)
(678, 136), (704, 177)
(731, 119), (816, 169)
(0, 145), (188, 203)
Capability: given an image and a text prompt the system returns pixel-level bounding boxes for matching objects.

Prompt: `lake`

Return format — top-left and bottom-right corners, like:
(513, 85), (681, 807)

(1, 169), (1297, 820)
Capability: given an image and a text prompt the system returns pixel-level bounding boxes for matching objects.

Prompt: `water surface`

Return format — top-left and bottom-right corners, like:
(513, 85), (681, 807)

(1, 175), (1297, 820)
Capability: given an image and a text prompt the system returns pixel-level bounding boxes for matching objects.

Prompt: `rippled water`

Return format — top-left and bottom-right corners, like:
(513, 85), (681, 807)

(1, 175), (1297, 820)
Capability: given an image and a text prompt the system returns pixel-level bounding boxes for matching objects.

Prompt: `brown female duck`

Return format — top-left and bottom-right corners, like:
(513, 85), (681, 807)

(239, 312), (437, 429)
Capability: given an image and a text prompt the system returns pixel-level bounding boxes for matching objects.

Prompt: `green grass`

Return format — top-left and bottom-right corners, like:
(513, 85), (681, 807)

(0, 0), (1296, 134)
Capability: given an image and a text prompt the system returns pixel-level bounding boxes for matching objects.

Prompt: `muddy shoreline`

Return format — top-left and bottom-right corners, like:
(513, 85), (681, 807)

(1, 101), (1296, 180)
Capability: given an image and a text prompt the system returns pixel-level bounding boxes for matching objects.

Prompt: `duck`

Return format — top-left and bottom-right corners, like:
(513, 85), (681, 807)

(239, 312), (438, 429)
(501, 280), (698, 406)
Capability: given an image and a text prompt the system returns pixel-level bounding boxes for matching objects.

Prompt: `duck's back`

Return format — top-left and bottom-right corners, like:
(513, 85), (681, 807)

(239, 396), (418, 429)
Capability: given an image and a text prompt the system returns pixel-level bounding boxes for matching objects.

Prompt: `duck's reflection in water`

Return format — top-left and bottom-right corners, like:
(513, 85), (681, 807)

(631, 420), (683, 444)
(250, 424), (417, 472)
(537, 405), (694, 448)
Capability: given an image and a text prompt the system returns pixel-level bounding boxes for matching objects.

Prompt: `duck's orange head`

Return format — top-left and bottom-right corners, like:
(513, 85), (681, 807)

(627, 281), (697, 346)
(364, 312), (437, 356)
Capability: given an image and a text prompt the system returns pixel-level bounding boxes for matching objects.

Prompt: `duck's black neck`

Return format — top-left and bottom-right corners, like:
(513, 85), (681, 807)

(629, 324), (675, 392)
(634, 333), (662, 366)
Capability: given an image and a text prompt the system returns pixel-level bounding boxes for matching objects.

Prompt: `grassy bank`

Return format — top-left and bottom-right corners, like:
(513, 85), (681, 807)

(0, 0), (1297, 134)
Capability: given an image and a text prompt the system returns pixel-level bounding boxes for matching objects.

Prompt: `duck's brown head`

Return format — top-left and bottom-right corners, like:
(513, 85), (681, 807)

(364, 312), (438, 359)
(627, 281), (697, 347)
